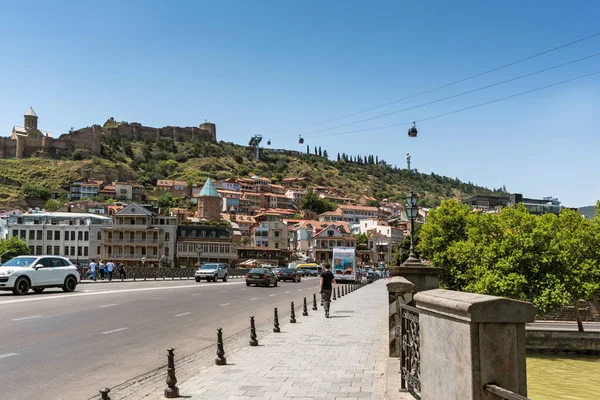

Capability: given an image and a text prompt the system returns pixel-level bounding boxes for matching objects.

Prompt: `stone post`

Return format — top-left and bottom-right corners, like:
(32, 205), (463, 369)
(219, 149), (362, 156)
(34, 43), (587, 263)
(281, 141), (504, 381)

(414, 289), (537, 400)
(386, 277), (416, 357)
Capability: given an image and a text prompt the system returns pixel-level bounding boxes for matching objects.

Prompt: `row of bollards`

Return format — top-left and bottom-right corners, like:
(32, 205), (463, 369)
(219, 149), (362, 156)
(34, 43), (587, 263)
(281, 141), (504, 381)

(98, 281), (368, 398)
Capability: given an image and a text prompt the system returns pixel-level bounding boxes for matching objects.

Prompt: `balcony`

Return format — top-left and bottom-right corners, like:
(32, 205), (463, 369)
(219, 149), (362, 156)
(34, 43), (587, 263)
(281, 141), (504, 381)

(101, 254), (160, 260)
(102, 239), (159, 245)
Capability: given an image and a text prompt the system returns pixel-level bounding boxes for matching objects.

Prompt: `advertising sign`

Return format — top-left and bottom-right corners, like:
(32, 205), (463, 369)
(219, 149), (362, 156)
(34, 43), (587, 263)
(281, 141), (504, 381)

(332, 247), (357, 282)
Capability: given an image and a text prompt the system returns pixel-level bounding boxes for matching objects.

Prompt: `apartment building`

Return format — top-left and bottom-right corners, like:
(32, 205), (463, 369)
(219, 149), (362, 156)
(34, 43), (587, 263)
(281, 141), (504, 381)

(358, 218), (404, 264)
(176, 223), (238, 267)
(251, 213), (289, 250)
(70, 179), (104, 200)
(99, 203), (177, 267)
(6, 211), (111, 266)
(309, 223), (356, 262)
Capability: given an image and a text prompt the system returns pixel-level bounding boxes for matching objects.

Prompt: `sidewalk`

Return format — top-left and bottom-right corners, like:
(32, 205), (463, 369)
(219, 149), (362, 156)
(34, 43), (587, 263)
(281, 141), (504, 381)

(168, 280), (389, 400)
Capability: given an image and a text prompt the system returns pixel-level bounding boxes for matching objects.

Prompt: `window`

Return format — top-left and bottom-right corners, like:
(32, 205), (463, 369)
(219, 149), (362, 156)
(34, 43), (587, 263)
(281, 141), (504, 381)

(165, 232), (170, 241)
(70, 246), (75, 256)
(84, 247), (88, 256)
(165, 247), (169, 256)
(35, 246), (42, 255)
(130, 232), (135, 240)
(97, 246), (101, 255)
(46, 246), (52, 254)
(78, 247), (82, 256)
(20, 230), (26, 239)
(130, 218), (135, 225)
(29, 230), (35, 240)
(275, 243), (279, 249)
(142, 232), (146, 240)
(54, 231), (60, 240)
(54, 246), (59, 255)
(275, 223), (279, 228)
(84, 231), (89, 241)
(141, 247), (146, 255)
(119, 232), (123, 240)
(12, 229), (18, 237)
(98, 231), (102, 240)
(78, 231), (83, 241)
(71, 231), (76, 241)
(275, 231), (280, 238)
(64, 246), (69, 256)
(36, 230), (42, 240)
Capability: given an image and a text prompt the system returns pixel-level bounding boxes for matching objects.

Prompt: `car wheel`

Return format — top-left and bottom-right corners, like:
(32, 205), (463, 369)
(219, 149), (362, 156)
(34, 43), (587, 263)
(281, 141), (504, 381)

(62, 276), (77, 293)
(223, 274), (228, 282)
(13, 277), (30, 295)
(266, 281), (270, 287)
(246, 281), (250, 286)
(33, 288), (45, 293)
(195, 277), (201, 282)
(274, 280), (278, 287)
(213, 276), (218, 282)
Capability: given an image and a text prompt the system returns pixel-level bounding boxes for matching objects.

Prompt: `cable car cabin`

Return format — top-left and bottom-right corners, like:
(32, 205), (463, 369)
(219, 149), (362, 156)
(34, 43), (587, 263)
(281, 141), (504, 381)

(299, 135), (304, 144)
(408, 122), (418, 138)
(267, 139), (271, 145)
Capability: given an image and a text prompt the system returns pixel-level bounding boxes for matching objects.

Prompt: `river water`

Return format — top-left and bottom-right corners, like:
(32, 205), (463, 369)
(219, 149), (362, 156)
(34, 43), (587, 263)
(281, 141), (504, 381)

(527, 354), (600, 399)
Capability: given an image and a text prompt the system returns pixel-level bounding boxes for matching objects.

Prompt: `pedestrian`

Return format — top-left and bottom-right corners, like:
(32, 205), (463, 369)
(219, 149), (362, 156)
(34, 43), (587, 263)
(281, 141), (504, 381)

(106, 260), (114, 281)
(319, 264), (335, 318)
(89, 259), (97, 281)
(99, 260), (106, 280)
(118, 262), (126, 280)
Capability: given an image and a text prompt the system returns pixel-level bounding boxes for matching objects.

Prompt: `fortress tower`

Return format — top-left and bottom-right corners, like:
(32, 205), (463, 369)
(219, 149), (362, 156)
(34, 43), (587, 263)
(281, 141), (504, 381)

(24, 107), (38, 132)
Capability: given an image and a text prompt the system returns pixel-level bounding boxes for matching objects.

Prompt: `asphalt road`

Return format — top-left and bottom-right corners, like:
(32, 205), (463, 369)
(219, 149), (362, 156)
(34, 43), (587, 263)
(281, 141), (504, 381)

(0, 276), (324, 400)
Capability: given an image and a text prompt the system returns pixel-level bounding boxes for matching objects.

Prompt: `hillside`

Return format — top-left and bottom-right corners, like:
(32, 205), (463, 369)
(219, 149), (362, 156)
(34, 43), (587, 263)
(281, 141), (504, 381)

(0, 138), (506, 209)
(579, 205), (596, 219)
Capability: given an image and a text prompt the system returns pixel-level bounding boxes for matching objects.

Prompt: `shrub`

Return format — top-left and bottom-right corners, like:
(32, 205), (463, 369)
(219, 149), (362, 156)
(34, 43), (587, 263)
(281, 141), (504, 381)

(71, 149), (93, 160)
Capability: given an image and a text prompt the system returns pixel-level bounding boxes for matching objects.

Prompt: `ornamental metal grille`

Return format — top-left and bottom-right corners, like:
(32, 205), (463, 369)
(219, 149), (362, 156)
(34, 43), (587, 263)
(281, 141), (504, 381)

(400, 304), (421, 399)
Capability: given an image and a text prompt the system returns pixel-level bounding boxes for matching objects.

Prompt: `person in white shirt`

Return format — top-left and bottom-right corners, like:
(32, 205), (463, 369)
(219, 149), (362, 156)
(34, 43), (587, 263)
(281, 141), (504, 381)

(89, 260), (97, 281)
(106, 261), (115, 281)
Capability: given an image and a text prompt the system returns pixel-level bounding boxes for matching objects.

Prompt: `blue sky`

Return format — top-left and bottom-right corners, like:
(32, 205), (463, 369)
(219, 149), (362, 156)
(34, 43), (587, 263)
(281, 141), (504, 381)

(1, 1), (599, 207)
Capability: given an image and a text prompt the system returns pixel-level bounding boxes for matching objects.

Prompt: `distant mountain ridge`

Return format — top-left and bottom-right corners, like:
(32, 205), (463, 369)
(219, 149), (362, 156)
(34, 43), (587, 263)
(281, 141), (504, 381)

(579, 205), (596, 219)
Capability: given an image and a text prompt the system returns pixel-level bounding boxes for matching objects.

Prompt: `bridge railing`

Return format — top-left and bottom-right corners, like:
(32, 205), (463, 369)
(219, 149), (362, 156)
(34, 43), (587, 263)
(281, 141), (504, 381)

(484, 384), (532, 400)
(78, 266), (250, 281)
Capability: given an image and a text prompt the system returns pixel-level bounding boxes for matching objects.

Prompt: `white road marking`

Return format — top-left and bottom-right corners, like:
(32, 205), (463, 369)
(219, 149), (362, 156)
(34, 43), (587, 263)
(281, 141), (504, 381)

(11, 315), (42, 321)
(0, 353), (18, 359)
(269, 294), (276, 297)
(98, 304), (118, 308)
(220, 303), (231, 307)
(240, 288), (246, 291)
(0, 281), (246, 306)
(297, 289), (303, 291)
(101, 327), (128, 335)
(250, 297), (258, 300)
(174, 312), (191, 317)
(191, 293), (202, 296)
(285, 291), (290, 294)
(151, 297), (164, 300)
(219, 290), (227, 293)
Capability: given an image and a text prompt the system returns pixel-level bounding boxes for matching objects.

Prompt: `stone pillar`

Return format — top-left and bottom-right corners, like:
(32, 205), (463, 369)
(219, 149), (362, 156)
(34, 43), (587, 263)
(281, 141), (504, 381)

(387, 277), (416, 357)
(389, 262), (440, 292)
(414, 289), (537, 400)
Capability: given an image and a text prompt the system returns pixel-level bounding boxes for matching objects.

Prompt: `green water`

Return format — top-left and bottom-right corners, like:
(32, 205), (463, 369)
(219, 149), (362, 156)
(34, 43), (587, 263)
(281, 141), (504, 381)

(527, 354), (600, 399)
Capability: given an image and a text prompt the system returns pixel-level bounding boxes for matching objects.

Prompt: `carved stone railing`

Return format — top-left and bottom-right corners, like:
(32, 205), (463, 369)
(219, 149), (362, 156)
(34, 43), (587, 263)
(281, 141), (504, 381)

(78, 267), (249, 281)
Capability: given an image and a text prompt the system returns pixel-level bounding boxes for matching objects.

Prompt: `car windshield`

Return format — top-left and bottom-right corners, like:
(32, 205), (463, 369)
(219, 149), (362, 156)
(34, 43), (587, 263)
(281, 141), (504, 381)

(249, 268), (266, 274)
(1, 257), (37, 267)
(201, 264), (219, 269)
(280, 268), (294, 273)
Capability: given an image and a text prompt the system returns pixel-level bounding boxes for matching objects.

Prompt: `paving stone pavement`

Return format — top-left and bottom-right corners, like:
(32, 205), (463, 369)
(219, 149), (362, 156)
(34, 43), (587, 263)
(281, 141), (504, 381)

(167, 280), (389, 400)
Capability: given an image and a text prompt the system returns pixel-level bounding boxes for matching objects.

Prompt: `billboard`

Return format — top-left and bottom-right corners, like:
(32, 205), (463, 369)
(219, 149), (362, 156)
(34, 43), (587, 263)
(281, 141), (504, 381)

(332, 247), (357, 282)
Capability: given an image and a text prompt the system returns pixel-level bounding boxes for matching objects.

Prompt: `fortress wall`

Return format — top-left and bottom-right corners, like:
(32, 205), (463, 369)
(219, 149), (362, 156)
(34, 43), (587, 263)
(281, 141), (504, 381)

(0, 137), (17, 158)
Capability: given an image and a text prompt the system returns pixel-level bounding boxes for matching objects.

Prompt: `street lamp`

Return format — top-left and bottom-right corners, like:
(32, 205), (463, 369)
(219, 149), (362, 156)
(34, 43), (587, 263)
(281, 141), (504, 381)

(405, 191), (419, 262)
(196, 247), (203, 267)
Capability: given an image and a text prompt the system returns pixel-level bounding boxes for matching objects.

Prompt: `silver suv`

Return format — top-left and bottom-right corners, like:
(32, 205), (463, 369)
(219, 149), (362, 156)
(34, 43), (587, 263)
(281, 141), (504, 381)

(194, 263), (229, 282)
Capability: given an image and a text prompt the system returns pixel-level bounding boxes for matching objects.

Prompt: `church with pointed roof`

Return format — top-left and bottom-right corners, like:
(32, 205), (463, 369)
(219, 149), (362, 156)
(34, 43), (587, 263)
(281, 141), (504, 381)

(197, 178), (222, 221)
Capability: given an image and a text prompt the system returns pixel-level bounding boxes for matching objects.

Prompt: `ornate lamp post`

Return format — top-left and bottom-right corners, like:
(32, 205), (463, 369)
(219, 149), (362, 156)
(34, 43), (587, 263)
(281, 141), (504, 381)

(405, 191), (419, 262)
(196, 247), (203, 266)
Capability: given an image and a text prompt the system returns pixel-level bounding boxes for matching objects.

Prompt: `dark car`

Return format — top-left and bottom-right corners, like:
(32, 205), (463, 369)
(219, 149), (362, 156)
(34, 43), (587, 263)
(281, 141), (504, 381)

(246, 268), (278, 287)
(276, 268), (301, 282)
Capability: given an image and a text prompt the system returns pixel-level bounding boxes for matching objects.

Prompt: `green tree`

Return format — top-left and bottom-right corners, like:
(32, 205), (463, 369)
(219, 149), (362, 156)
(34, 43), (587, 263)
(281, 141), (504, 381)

(318, 146), (322, 157)
(45, 199), (64, 211)
(306, 145), (310, 154)
(300, 189), (336, 215)
(0, 237), (31, 262)
(323, 149), (328, 159)
(353, 233), (369, 246)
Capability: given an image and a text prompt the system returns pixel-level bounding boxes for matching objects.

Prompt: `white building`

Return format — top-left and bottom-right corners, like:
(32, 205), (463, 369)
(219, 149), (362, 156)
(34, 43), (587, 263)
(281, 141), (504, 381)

(359, 218), (404, 264)
(6, 211), (112, 266)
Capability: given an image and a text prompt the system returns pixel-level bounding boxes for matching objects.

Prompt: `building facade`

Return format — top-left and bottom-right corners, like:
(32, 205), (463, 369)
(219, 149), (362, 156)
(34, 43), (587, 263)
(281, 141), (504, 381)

(99, 203), (177, 267)
(176, 223), (238, 267)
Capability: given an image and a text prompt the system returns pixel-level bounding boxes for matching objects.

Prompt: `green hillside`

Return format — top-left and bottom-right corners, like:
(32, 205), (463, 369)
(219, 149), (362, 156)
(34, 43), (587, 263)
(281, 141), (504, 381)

(0, 138), (507, 209)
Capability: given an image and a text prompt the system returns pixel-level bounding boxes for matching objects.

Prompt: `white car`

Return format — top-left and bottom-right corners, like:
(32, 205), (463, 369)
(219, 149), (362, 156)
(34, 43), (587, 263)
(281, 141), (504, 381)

(194, 263), (229, 282)
(0, 255), (80, 295)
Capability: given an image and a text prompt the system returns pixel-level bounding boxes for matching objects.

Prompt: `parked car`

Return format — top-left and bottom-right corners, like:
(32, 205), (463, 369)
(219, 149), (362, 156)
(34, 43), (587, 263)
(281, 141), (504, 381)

(194, 263), (229, 282)
(0, 255), (80, 295)
(246, 268), (278, 287)
(295, 269), (307, 277)
(276, 268), (301, 282)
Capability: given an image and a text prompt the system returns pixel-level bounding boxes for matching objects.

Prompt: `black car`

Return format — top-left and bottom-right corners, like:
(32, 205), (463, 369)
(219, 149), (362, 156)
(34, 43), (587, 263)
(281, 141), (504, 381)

(276, 268), (301, 282)
(246, 268), (278, 287)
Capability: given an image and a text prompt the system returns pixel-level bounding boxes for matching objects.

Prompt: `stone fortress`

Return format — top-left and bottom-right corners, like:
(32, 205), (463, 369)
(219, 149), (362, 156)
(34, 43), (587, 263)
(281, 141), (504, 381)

(0, 107), (217, 159)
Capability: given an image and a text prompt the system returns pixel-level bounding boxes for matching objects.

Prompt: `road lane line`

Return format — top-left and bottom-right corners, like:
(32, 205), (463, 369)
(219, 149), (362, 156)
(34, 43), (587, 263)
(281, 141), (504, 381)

(0, 281), (246, 306)
(101, 327), (128, 335)
(285, 291), (290, 294)
(250, 297), (258, 300)
(191, 293), (202, 296)
(11, 315), (42, 321)
(98, 304), (118, 308)
(297, 289), (303, 291)
(220, 303), (231, 307)
(269, 294), (276, 297)
(0, 353), (18, 359)
(151, 297), (163, 300)
(174, 312), (191, 317)
(219, 290), (227, 293)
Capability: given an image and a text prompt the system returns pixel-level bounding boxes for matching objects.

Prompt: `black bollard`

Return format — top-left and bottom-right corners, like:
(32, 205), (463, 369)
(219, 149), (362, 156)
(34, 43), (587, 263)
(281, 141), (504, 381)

(99, 388), (111, 400)
(249, 316), (259, 346)
(303, 297), (309, 316)
(345, 285), (348, 295)
(312, 293), (318, 310)
(337, 286), (341, 298)
(290, 302), (297, 323)
(215, 328), (227, 365)
(273, 307), (281, 333)
(333, 287), (337, 300)
(164, 348), (179, 398)
(340, 286), (344, 297)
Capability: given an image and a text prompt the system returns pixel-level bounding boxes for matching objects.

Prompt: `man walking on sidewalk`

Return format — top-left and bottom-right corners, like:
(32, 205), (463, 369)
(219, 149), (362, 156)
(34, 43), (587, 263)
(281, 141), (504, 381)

(118, 262), (126, 280)
(89, 259), (97, 281)
(319, 264), (335, 318)
(106, 260), (114, 281)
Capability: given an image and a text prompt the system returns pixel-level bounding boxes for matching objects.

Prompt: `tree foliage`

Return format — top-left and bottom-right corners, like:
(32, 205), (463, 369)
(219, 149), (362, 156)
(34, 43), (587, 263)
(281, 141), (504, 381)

(300, 189), (336, 215)
(0, 237), (31, 262)
(418, 200), (600, 331)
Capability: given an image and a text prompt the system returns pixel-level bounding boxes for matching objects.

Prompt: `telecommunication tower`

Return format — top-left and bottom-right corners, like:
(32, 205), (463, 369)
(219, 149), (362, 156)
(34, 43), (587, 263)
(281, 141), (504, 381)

(249, 135), (263, 161)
